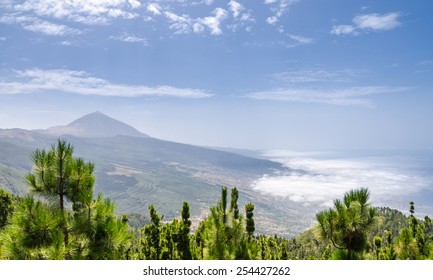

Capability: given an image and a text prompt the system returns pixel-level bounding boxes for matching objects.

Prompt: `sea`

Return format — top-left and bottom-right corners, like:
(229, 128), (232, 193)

(253, 149), (433, 218)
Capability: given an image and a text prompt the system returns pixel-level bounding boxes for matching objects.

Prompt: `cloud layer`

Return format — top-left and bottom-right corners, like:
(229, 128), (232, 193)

(252, 150), (431, 207)
(246, 85), (408, 107)
(0, 68), (212, 98)
(0, 0), (303, 37)
(10, 0), (140, 25)
(0, 15), (82, 36)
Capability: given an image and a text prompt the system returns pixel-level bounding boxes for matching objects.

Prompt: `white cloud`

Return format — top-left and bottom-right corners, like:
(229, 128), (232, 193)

(265, 0), (298, 25)
(266, 16), (278, 25)
(128, 0), (141, 9)
(332, 12), (401, 36)
(163, 7), (229, 36)
(0, 68), (213, 98)
(331, 24), (357, 35)
(60, 40), (76, 46)
(164, 11), (188, 22)
(198, 8), (228, 35)
(23, 19), (82, 36)
(6, 0), (140, 26)
(227, 2), (254, 32)
(252, 150), (431, 207)
(0, 15), (82, 36)
(109, 33), (148, 45)
(0, 0), (259, 37)
(193, 22), (205, 33)
(246, 86), (408, 107)
(147, 3), (161, 16)
(164, 11), (193, 34)
(228, 0), (244, 18)
(287, 34), (313, 45)
(353, 13), (401, 31)
(0, 14), (32, 24)
(272, 69), (358, 83)
(240, 12), (253, 22)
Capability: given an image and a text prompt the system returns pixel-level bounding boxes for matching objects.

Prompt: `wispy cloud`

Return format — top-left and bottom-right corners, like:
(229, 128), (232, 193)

(330, 24), (357, 36)
(164, 11), (194, 35)
(0, 0), (142, 37)
(246, 86), (408, 107)
(109, 33), (148, 45)
(353, 13), (401, 31)
(332, 12), (401, 36)
(285, 33), (313, 47)
(128, 0), (141, 9)
(272, 69), (358, 83)
(0, 0), (293, 37)
(23, 19), (82, 36)
(147, 3), (162, 16)
(60, 40), (77, 46)
(416, 60), (433, 66)
(257, 68), (409, 107)
(414, 60), (433, 73)
(265, 0), (298, 25)
(227, 1), (255, 32)
(163, 7), (229, 36)
(0, 15), (82, 36)
(10, 0), (140, 25)
(0, 68), (213, 98)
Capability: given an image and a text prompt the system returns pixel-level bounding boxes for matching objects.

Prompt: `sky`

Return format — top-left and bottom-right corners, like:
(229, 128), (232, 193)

(1, 0), (433, 150)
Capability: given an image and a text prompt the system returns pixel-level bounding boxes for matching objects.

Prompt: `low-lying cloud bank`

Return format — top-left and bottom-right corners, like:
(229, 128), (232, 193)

(252, 150), (432, 208)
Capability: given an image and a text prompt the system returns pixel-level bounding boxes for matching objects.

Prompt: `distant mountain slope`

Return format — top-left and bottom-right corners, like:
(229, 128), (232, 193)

(45, 111), (148, 138)
(0, 112), (316, 237)
(0, 129), (50, 148)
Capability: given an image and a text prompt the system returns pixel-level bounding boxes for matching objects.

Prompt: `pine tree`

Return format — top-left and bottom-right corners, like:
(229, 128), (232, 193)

(373, 236), (382, 259)
(141, 205), (163, 259)
(177, 202), (192, 259)
(396, 227), (418, 260)
(0, 196), (65, 259)
(315, 188), (378, 259)
(0, 189), (14, 229)
(2, 140), (131, 260)
(203, 186), (245, 259)
(192, 221), (205, 260)
(409, 201), (418, 235)
(81, 194), (131, 260)
(245, 203), (255, 239)
(26, 139), (95, 246)
(159, 220), (176, 260)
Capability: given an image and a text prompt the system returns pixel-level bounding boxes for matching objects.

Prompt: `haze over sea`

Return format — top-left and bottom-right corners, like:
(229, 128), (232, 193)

(253, 149), (433, 217)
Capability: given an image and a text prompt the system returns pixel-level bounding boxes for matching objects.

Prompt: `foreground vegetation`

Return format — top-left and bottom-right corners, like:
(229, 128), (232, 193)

(0, 140), (432, 260)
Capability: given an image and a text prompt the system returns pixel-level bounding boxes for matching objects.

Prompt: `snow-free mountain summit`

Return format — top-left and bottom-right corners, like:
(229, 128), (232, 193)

(45, 111), (148, 138)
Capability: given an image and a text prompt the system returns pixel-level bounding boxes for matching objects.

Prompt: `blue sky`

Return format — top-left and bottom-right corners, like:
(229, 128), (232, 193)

(0, 0), (432, 150)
